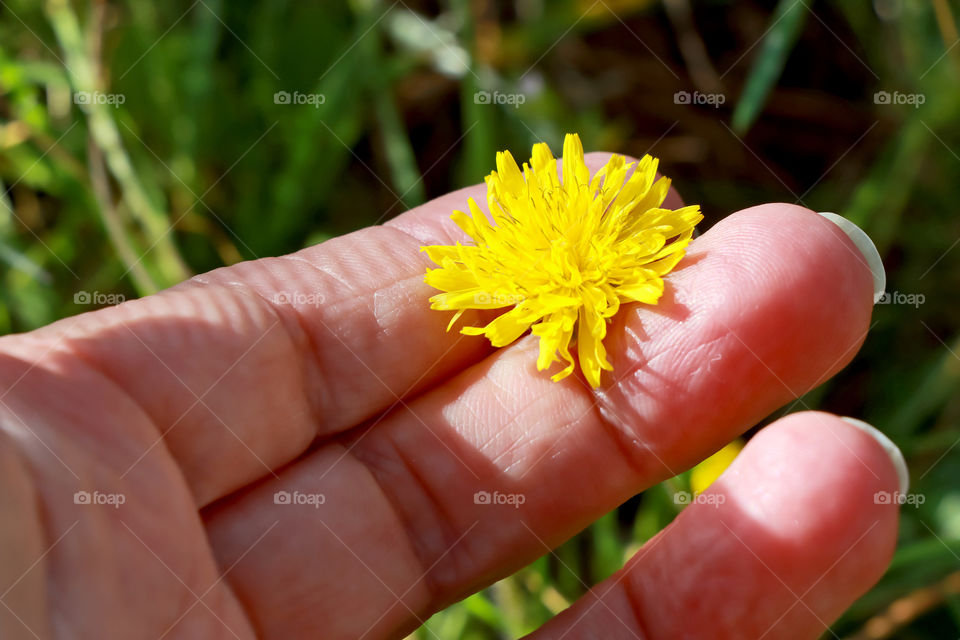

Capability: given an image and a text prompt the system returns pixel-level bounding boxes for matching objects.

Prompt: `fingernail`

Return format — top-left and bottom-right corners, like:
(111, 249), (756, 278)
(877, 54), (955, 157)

(816, 212), (886, 304)
(840, 417), (909, 494)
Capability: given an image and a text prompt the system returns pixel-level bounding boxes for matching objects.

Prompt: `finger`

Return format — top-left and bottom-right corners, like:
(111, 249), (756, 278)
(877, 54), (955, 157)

(11, 152), (674, 508)
(0, 345), (258, 640)
(16, 182), (501, 507)
(202, 204), (877, 638)
(528, 412), (902, 639)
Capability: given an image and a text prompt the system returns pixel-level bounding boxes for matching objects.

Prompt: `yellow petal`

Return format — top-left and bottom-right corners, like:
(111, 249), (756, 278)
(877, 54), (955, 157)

(616, 280), (663, 305)
(561, 133), (590, 192)
(463, 304), (541, 347)
(690, 440), (743, 495)
(577, 304), (611, 388)
(420, 134), (701, 387)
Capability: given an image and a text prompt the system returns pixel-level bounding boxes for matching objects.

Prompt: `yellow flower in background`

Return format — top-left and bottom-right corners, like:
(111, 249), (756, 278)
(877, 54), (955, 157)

(421, 134), (702, 387)
(690, 440), (744, 495)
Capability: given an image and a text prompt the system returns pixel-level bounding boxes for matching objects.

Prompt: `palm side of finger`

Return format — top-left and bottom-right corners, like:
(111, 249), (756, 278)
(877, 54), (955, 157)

(0, 344), (256, 639)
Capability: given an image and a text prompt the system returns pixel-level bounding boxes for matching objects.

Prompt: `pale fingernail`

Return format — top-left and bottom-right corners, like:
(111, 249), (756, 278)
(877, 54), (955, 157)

(840, 417), (909, 494)
(816, 212), (886, 304)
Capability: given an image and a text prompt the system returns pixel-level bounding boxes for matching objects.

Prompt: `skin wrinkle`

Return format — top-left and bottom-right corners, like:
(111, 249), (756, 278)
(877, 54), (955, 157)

(206, 249), (452, 441)
(280, 248), (437, 339)
(585, 327), (733, 478)
(372, 285), (410, 338)
(58, 281), (304, 470)
(453, 395), (486, 446)
(512, 405), (595, 478)
(291, 229), (421, 292)
(2, 343), (165, 478)
(180, 277), (323, 449)
(207, 442), (429, 639)
(343, 440), (460, 618)
(589, 399), (663, 481)
(0, 351), (258, 638)
(485, 368), (514, 416)
(485, 396), (563, 473)
(55, 341), (174, 465)
(116, 281), (320, 506)
(369, 446), (453, 605)
(452, 345), (589, 476)
(0, 429), (52, 639)
(349, 377), (616, 615)
(598, 261), (722, 386)
(619, 566), (658, 640)
(278, 227), (431, 300)
(266, 230), (496, 425)
(280, 254), (356, 290)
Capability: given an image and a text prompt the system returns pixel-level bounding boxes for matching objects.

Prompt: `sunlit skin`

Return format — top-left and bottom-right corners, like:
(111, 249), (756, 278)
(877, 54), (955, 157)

(0, 152), (899, 639)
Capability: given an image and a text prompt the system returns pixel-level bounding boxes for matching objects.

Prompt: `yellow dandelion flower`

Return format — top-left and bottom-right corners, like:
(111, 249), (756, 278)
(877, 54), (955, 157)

(421, 133), (702, 387)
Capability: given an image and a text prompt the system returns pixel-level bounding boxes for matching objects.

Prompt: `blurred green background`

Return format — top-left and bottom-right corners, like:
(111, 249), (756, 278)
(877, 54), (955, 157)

(1, 0), (959, 637)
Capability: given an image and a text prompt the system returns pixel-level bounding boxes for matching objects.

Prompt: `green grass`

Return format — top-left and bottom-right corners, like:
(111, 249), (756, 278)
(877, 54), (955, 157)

(2, 0), (959, 637)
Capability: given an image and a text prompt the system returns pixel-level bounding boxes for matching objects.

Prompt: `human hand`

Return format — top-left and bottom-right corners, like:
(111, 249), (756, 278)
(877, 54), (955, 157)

(0, 152), (904, 639)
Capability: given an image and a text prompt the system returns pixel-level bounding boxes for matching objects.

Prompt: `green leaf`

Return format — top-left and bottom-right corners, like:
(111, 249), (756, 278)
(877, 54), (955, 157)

(731, 0), (810, 134)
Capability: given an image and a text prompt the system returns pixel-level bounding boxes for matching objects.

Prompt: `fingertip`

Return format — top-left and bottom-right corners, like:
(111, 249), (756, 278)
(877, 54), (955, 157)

(710, 203), (876, 313)
(531, 410), (901, 640)
(816, 212), (886, 304)
(702, 202), (875, 360)
(709, 411), (901, 614)
(632, 411), (898, 638)
(719, 411), (902, 554)
(839, 417), (909, 494)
